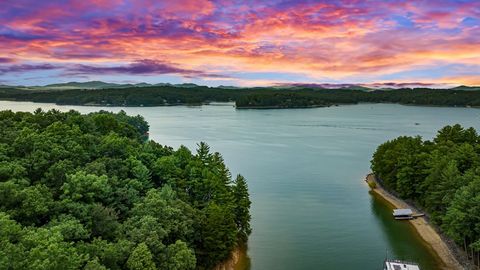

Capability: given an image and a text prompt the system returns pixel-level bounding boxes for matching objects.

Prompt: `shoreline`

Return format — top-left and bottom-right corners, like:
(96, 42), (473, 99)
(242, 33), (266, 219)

(213, 245), (250, 270)
(366, 173), (464, 270)
(1, 98), (479, 110)
(235, 104), (330, 109)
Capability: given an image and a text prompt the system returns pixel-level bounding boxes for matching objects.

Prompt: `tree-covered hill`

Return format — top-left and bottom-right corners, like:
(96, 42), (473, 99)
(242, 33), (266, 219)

(0, 86), (245, 106)
(235, 88), (480, 108)
(371, 125), (480, 267)
(0, 109), (251, 270)
(1, 86), (480, 108)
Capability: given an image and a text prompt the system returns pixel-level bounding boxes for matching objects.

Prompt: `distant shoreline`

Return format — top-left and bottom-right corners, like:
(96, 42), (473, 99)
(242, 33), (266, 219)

(235, 104), (330, 109)
(3, 86), (480, 109)
(3, 99), (480, 111)
(365, 173), (464, 270)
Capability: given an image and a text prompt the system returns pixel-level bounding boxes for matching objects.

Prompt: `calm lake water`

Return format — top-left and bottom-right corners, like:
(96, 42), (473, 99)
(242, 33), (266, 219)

(2, 101), (480, 270)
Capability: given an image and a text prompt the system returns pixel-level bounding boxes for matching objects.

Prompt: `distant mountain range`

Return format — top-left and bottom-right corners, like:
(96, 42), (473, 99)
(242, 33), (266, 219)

(0, 81), (204, 90)
(274, 82), (480, 90)
(273, 83), (371, 90)
(0, 81), (478, 91)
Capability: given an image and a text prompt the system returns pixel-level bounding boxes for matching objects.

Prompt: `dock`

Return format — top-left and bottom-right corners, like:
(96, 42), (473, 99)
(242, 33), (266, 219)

(365, 175), (425, 220)
(393, 209), (424, 220)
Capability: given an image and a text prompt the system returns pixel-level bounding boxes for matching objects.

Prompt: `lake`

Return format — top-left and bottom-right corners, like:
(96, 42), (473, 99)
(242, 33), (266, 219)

(2, 101), (479, 270)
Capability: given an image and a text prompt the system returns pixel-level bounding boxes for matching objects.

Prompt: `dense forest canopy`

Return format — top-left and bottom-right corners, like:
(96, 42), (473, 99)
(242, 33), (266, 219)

(1, 86), (480, 108)
(0, 109), (251, 270)
(371, 125), (480, 265)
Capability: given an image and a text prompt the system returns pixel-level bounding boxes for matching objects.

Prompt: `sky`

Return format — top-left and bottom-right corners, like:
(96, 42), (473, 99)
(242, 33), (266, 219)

(0, 0), (479, 87)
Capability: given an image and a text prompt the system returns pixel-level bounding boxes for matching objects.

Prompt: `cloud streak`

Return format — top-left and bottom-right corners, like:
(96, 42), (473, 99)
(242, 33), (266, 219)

(65, 59), (227, 78)
(0, 57), (15, 63)
(0, 59), (227, 79)
(0, 63), (58, 74)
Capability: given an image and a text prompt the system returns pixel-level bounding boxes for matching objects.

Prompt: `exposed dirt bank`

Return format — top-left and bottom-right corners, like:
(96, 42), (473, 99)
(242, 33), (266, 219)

(213, 245), (250, 270)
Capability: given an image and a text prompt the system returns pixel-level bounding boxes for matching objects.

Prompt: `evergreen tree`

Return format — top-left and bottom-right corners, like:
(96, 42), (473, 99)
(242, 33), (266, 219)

(233, 174), (252, 243)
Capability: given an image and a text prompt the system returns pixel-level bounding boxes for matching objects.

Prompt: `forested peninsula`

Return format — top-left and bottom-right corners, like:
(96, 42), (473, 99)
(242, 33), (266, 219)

(1, 86), (480, 108)
(371, 125), (480, 268)
(0, 109), (251, 270)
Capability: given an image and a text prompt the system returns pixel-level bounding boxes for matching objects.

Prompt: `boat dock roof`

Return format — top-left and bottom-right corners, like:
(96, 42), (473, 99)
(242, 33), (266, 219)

(393, 208), (413, 216)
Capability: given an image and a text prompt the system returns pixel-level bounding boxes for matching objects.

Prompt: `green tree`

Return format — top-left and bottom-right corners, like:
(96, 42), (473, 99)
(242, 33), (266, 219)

(443, 177), (480, 256)
(163, 240), (196, 270)
(61, 171), (111, 204)
(47, 215), (89, 241)
(434, 124), (478, 145)
(22, 228), (85, 270)
(79, 238), (133, 270)
(233, 174), (251, 243)
(130, 186), (195, 242)
(15, 184), (54, 225)
(424, 160), (461, 223)
(0, 212), (25, 269)
(127, 243), (156, 270)
(91, 204), (120, 240)
(196, 203), (237, 268)
(84, 257), (108, 270)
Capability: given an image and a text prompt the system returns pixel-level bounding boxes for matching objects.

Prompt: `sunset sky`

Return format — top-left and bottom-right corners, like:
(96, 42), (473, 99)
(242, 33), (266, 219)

(1, 0), (479, 86)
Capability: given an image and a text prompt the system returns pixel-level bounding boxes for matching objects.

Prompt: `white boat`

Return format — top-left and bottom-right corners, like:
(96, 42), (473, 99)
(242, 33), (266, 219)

(384, 259), (421, 270)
